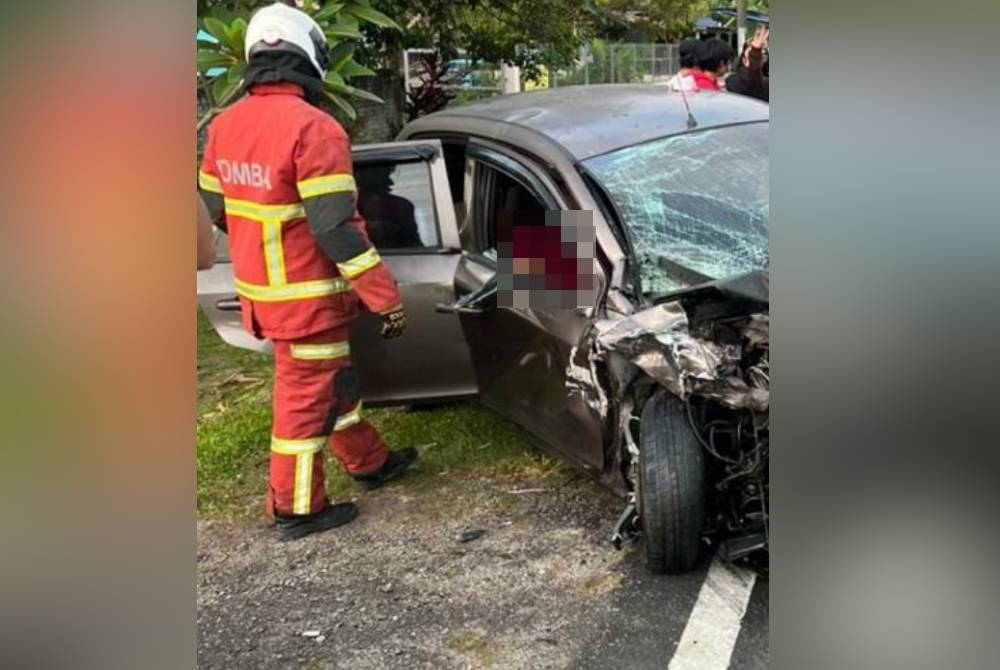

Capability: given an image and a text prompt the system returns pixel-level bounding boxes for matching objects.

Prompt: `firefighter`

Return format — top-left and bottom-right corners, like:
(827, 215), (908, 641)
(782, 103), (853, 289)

(198, 2), (417, 541)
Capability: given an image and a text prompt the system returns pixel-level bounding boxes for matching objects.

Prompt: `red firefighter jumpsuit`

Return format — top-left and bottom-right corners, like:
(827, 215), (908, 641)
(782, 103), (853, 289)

(199, 82), (402, 518)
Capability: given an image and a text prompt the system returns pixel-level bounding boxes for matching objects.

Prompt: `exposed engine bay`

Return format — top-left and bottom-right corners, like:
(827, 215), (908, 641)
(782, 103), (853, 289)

(685, 312), (768, 563)
(567, 271), (769, 565)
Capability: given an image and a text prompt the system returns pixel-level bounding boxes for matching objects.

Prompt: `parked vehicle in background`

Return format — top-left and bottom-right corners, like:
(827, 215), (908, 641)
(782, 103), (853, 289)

(199, 85), (769, 573)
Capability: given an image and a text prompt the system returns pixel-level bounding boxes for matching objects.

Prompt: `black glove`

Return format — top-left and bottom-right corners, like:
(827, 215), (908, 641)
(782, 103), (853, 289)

(379, 305), (407, 339)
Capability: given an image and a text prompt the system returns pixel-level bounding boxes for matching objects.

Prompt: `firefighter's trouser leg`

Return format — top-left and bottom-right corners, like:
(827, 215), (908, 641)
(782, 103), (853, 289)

(267, 326), (389, 517)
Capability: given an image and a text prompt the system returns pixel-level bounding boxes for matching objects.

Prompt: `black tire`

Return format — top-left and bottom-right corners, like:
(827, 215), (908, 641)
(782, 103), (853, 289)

(639, 390), (706, 574)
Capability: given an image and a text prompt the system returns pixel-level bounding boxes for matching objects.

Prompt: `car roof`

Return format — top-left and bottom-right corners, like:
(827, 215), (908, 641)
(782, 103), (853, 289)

(402, 84), (769, 161)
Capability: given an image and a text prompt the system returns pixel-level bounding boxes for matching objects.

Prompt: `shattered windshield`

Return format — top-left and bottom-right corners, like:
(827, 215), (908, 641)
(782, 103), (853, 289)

(583, 123), (768, 294)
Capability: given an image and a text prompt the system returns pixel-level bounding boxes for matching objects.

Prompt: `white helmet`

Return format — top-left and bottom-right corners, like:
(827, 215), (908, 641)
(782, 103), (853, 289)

(245, 3), (330, 77)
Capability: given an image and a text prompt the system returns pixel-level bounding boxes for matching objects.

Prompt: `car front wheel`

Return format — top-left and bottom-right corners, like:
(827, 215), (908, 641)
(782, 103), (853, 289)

(639, 390), (706, 574)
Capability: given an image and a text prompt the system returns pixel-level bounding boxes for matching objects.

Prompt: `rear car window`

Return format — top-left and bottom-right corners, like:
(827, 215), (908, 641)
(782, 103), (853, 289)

(207, 160), (443, 261)
(356, 161), (441, 250)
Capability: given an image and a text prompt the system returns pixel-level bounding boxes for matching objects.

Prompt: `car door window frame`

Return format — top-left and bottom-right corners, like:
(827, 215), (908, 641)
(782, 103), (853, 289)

(464, 142), (565, 264)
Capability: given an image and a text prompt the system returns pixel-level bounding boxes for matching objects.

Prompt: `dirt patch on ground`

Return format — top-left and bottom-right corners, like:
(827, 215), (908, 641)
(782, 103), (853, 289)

(198, 476), (630, 670)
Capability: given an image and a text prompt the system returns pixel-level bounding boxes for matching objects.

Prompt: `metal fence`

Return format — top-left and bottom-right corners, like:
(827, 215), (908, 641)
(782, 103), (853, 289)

(403, 42), (683, 108)
(549, 42), (680, 88)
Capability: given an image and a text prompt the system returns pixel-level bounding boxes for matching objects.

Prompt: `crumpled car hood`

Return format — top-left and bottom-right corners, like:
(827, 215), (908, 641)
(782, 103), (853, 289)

(595, 303), (768, 412)
(568, 271), (769, 413)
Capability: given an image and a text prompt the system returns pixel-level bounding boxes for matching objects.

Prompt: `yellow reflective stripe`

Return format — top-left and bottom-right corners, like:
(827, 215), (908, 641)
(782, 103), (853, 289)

(235, 277), (350, 302)
(270, 436), (326, 456)
(293, 453), (314, 514)
(297, 174), (356, 199)
(334, 403), (363, 432)
(290, 341), (351, 360)
(199, 171), (223, 194)
(224, 198), (305, 222)
(262, 220), (286, 285)
(336, 247), (381, 279)
(271, 437), (324, 514)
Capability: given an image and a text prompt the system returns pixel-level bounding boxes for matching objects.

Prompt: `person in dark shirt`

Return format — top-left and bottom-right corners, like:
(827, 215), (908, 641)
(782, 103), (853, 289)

(726, 25), (769, 102)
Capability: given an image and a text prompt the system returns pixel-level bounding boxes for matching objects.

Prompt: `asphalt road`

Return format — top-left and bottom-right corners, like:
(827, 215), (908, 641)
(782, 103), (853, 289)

(198, 477), (768, 669)
(575, 551), (768, 670)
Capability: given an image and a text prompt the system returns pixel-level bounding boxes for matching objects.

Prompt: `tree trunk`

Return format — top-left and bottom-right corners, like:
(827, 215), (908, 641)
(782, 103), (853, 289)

(736, 0), (748, 54)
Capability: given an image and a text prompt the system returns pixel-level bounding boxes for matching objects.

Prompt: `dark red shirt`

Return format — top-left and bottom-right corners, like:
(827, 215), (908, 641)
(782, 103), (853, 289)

(511, 226), (580, 290)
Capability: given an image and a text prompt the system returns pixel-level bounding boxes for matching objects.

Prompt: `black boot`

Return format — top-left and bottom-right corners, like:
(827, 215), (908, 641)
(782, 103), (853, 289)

(353, 447), (419, 491)
(274, 502), (358, 541)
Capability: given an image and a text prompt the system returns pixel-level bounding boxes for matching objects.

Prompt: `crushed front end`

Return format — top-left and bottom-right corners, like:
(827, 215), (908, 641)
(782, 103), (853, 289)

(568, 271), (769, 565)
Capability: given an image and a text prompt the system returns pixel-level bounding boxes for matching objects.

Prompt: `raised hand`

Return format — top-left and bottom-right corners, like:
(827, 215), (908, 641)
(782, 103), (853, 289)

(749, 25), (769, 51)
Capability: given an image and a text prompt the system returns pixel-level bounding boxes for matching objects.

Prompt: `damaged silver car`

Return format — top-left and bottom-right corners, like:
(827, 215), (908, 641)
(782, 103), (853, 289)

(198, 84), (769, 574)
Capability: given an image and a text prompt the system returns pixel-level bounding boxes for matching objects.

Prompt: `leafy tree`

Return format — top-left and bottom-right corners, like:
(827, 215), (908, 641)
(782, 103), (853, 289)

(360, 0), (602, 80)
(197, 0), (400, 131)
(600, 0), (710, 42)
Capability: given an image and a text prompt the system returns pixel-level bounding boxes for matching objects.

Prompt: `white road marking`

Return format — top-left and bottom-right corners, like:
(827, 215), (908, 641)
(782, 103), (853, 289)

(667, 557), (757, 670)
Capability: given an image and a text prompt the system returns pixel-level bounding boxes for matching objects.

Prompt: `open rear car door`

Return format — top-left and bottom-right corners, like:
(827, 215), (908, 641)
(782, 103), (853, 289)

(197, 139), (477, 405)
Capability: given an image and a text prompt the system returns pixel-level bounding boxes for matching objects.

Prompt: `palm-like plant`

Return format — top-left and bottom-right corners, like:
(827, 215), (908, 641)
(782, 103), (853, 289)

(404, 53), (457, 122)
(197, 0), (400, 131)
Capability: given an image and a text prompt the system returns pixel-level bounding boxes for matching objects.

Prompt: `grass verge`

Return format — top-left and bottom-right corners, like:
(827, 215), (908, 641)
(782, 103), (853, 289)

(197, 310), (565, 519)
